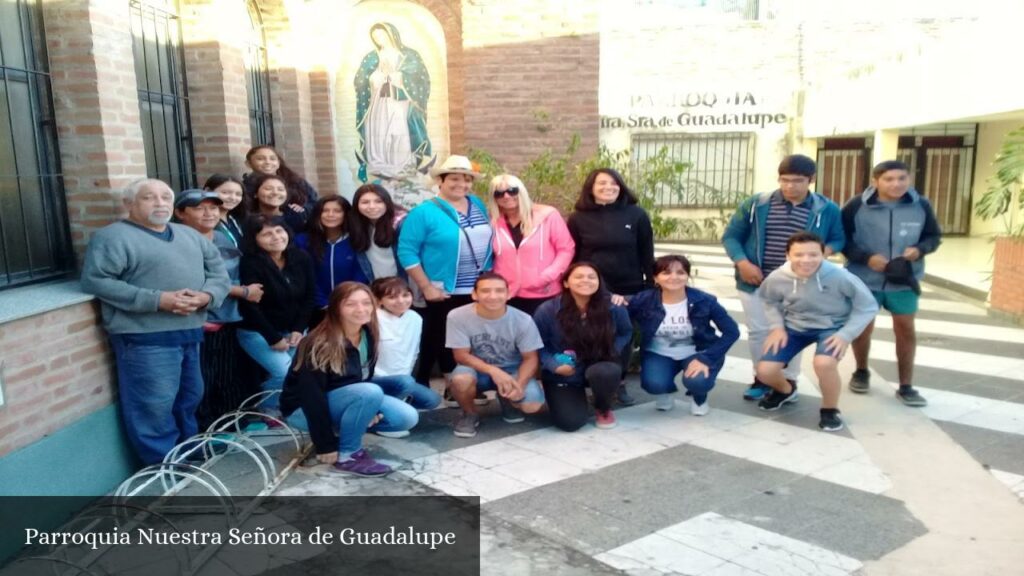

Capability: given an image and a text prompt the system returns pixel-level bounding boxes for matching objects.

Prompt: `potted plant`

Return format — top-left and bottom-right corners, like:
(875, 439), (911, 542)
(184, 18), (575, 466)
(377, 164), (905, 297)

(976, 126), (1024, 317)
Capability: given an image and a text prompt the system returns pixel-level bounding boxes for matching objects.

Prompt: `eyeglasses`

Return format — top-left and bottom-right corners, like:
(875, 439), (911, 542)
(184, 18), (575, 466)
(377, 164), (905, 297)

(493, 187), (520, 199)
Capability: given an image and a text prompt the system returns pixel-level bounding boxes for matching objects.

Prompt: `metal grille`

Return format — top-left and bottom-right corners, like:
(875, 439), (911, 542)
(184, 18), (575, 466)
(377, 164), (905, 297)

(632, 132), (755, 208)
(0, 0), (73, 289)
(898, 141), (975, 235)
(816, 138), (871, 207)
(245, 0), (274, 147)
(130, 0), (196, 192)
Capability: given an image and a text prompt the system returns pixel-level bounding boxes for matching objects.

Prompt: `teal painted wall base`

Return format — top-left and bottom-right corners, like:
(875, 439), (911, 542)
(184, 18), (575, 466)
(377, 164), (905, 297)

(0, 404), (137, 496)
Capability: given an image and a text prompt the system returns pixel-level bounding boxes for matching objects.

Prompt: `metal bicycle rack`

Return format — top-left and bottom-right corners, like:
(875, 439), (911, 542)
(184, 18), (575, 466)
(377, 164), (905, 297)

(8, 392), (314, 576)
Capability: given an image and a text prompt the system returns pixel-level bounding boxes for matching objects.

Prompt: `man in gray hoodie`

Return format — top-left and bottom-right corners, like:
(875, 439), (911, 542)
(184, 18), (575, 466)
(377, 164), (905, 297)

(756, 231), (878, 431)
(81, 178), (230, 465)
(842, 160), (941, 407)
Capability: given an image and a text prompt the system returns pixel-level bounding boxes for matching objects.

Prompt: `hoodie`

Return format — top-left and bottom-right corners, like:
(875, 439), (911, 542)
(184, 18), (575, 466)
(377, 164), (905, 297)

(492, 204), (576, 299)
(759, 260), (878, 342)
(841, 187), (942, 292)
(567, 203), (655, 295)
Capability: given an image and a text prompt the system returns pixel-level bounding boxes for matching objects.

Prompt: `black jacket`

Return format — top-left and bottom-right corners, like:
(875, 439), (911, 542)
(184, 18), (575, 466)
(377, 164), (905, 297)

(238, 247), (316, 345)
(280, 330), (377, 454)
(568, 203), (655, 295)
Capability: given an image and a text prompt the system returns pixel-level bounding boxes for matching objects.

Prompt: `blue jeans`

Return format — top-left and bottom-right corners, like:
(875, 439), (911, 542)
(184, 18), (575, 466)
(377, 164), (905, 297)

(372, 374), (442, 410)
(286, 383), (419, 455)
(110, 336), (204, 465)
(236, 329), (295, 411)
(640, 351), (722, 405)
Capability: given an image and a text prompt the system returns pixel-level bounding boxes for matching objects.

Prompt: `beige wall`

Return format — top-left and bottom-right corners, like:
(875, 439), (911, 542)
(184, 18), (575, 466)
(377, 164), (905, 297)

(972, 120), (1024, 236)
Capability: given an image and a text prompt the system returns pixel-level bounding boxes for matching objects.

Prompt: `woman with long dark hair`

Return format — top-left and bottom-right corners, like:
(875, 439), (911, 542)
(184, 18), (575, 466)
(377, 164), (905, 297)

(244, 144), (318, 211)
(348, 183), (408, 281)
(237, 215), (316, 418)
(249, 173), (309, 232)
(533, 262), (633, 432)
(281, 282), (418, 476)
(629, 254), (739, 415)
(567, 167), (656, 406)
(296, 196), (368, 326)
(204, 173), (247, 248)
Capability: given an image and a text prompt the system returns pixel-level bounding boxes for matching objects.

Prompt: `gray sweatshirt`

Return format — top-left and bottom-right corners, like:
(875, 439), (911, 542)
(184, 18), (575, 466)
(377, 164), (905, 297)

(759, 260), (878, 342)
(81, 221), (231, 334)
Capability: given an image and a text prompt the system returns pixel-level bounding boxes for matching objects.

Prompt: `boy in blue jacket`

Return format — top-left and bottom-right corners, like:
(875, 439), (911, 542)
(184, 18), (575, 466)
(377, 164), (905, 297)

(842, 160), (941, 406)
(721, 155), (845, 401)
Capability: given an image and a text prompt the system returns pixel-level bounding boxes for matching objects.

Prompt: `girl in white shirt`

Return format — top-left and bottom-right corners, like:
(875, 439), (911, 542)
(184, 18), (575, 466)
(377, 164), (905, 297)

(371, 277), (443, 433)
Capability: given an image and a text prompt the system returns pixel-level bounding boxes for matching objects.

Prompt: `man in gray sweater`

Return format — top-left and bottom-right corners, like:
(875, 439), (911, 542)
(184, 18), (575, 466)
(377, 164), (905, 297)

(81, 179), (230, 464)
(755, 231), (878, 432)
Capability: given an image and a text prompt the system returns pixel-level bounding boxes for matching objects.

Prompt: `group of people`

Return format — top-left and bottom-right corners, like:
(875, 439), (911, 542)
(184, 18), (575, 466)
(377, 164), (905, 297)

(82, 147), (940, 477)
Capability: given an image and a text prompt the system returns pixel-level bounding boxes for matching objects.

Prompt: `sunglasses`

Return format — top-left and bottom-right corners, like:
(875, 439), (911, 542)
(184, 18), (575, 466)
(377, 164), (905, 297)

(493, 187), (520, 199)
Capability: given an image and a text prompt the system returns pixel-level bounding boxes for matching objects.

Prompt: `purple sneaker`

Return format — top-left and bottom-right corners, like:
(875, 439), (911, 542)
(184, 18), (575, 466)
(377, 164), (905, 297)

(331, 449), (392, 477)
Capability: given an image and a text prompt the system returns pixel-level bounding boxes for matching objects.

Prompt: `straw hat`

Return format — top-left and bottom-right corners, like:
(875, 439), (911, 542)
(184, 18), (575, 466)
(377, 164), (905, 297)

(430, 155), (481, 179)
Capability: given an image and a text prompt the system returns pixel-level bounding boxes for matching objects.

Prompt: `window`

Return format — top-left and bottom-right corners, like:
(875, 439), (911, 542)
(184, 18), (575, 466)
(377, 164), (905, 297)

(130, 0), (196, 193)
(632, 132), (755, 208)
(0, 0), (73, 289)
(245, 0), (274, 147)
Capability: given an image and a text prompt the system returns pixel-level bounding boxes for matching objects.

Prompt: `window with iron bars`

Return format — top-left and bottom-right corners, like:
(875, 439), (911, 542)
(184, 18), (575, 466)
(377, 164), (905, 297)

(246, 0), (274, 147)
(130, 0), (196, 193)
(0, 0), (73, 290)
(632, 132), (755, 208)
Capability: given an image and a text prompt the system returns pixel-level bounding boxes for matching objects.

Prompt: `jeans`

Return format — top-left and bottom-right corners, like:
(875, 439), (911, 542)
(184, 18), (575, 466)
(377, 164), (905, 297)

(640, 351), (723, 405)
(110, 336), (204, 465)
(236, 329), (295, 411)
(738, 290), (802, 381)
(760, 328), (840, 364)
(286, 382), (419, 455)
(372, 374), (442, 410)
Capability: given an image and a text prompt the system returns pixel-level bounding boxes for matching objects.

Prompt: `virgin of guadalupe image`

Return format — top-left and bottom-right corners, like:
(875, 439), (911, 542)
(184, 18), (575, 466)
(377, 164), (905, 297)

(354, 22), (434, 182)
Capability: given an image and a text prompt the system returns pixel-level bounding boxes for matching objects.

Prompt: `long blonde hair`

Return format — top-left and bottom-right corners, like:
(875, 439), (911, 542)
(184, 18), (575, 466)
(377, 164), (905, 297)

(293, 282), (380, 374)
(488, 174), (535, 237)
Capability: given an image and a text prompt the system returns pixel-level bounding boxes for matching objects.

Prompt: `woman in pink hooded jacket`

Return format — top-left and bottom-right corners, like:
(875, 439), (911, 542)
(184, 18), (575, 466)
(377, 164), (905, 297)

(488, 174), (576, 315)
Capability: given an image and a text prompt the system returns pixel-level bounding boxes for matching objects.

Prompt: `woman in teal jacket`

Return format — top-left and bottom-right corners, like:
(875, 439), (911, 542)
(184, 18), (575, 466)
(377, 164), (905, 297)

(396, 155), (493, 384)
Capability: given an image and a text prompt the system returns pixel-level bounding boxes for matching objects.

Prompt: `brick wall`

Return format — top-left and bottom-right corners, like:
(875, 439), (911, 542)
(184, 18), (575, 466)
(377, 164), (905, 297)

(991, 237), (1024, 317)
(181, 0), (253, 180)
(44, 1), (148, 259)
(309, 70), (338, 195)
(461, 1), (598, 171)
(0, 302), (114, 457)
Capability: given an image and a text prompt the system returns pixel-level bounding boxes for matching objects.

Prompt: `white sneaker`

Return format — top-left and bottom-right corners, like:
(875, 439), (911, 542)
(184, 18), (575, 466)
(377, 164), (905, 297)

(690, 399), (710, 416)
(655, 394), (676, 411)
(374, 430), (410, 439)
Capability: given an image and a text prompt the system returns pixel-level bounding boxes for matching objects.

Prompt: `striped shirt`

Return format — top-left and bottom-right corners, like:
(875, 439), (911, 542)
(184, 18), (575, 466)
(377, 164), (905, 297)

(453, 201), (492, 294)
(762, 194), (812, 274)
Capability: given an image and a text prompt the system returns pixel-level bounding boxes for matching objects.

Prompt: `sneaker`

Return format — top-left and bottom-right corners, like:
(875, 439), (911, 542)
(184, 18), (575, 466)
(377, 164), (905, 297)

(818, 409), (845, 432)
(742, 380), (772, 401)
(443, 388), (459, 408)
(690, 399), (710, 416)
(595, 409), (617, 429)
(848, 369), (871, 394)
(474, 391), (491, 406)
(758, 382), (799, 411)
(332, 449), (392, 477)
(896, 386), (928, 407)
(374, 429), (411, 439)
(498, 396), (525, 424)
(453, 412), (480, 438)
(616, 384), (637, 406)
(654, 394), (676, 412)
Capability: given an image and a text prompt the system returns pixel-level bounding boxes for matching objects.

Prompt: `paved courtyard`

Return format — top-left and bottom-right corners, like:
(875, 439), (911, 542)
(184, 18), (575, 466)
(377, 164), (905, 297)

(110, 243), (1024, 576)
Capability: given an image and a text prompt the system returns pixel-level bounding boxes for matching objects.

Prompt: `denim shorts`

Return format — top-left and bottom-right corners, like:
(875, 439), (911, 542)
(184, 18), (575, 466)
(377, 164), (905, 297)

(760, 328), (840, 364)
(452, 364), (545, 404)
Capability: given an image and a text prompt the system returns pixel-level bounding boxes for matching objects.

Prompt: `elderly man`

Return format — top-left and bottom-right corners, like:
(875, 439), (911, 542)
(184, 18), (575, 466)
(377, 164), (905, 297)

(81, 179), (230, 465)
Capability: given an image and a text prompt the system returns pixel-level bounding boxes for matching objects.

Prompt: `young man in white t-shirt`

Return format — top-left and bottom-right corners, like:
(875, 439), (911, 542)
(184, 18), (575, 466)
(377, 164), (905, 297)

(446, 272), (546, 438)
